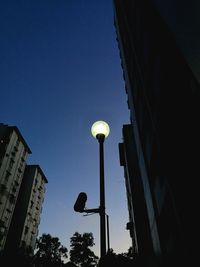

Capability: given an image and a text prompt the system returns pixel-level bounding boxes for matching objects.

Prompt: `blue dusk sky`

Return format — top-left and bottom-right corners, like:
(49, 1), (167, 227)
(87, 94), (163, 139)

(0, 0), (131, 257)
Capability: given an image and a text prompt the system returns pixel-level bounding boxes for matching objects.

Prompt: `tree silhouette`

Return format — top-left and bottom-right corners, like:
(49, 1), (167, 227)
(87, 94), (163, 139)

(98, 249), (134, 267)
(34, 233), (68, 266)
(69, 232), (99, 267)
(118, 246), (135, 259)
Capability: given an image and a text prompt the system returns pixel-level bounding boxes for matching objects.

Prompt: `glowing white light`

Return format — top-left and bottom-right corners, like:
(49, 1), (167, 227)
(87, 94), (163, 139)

(91, 121), (110, 138)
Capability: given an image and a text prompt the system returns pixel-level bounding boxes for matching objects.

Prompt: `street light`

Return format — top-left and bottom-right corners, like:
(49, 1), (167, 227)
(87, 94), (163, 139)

(91, 120), (110, 258)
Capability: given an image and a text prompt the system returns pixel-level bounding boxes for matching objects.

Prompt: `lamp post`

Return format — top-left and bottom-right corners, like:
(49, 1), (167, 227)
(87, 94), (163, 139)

(91, 120), (110, 258)
(106, 214), (110, 252)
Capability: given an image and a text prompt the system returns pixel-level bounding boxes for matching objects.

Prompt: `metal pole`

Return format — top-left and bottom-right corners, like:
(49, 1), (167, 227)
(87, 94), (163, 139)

(98, 134), (106, 258)
(106, 214), (110, 252)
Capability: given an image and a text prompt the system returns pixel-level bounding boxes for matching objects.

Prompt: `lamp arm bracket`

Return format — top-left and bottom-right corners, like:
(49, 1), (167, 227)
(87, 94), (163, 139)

(83, 208), (100, 214)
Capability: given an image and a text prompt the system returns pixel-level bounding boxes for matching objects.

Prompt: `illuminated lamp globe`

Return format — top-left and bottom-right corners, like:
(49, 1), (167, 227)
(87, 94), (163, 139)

(91, 121), (110, 139)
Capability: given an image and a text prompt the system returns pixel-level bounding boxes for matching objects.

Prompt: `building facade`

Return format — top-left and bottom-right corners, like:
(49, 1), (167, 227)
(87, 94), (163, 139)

(0, 123), (31, 252)
(114, 0), (200, 266)
(5, 165), (48, 255)
(0, 123), (47, 256)
(119, 125), (156, 261)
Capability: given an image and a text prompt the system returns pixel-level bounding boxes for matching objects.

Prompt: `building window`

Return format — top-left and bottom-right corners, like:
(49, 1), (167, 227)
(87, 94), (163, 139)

(4, 171), (11, 182)
(16, 139), (20, 147)
(21, 150), (26, 161)
(12, 186), (17, 193)
(4, 210), (9, 222)
(9, 193), (16, 204)
(30, 202), (34, 209)
(11, 151), (16, 157)
(8, 160), (14, 171)
(14, 146), (18, 152)
(0, 184), (7, 193)
(24, 226), (29, 235)
(14, 180), (20, 187)
(18, 167), (22, 173)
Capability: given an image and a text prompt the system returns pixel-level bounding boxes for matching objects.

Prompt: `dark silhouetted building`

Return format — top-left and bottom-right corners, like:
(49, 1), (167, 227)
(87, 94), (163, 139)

(0, 123), (48, 257)
(5, 165), (48, 256)
(115, 0), (200, 266)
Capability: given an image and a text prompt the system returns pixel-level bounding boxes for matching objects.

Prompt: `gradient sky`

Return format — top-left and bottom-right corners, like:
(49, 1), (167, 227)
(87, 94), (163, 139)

(0, 0), (131, 258)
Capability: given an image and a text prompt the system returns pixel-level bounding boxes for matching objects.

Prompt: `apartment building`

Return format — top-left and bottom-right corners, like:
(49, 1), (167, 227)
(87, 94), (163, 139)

(0, 123), (48, 257)
(119, 125), (154, 259)
(0, 123), (31, 252)
(5, 165), (48, 255)
(114, 0), (200, 266)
